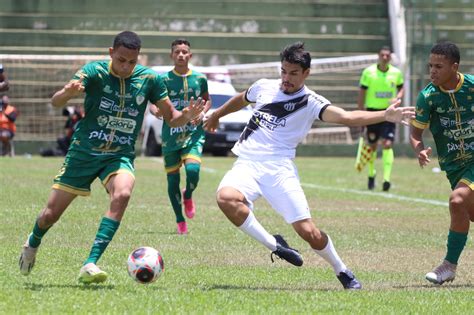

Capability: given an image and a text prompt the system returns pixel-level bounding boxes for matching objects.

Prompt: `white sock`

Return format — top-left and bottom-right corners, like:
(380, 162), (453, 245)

(238, 211), (277, 251)
(313, 234), (347, 274)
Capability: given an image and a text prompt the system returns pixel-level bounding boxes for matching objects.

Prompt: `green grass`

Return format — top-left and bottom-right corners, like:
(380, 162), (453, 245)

(0, 156), (472, 314)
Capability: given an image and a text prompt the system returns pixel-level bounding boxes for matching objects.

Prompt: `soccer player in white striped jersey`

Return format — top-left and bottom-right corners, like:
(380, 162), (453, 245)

(204, 42), (414, 289)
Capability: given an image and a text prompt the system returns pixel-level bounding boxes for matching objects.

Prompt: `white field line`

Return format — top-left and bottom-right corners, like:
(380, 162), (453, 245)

(301, 182), (448, 207)
(146, 157), (446, 207)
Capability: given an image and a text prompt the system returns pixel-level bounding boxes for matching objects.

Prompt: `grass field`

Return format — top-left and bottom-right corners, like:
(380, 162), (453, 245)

(0, 155), (472, 314)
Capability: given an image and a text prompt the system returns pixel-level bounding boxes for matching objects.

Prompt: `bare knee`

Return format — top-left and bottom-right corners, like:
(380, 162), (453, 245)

(111, 188), (132, 206)
(216, 187), (249, 225)
(449, 193), (467, 217)
(216, 187), (242, 211)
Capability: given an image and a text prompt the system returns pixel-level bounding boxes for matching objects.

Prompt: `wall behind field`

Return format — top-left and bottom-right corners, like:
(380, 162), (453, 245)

(0, 0), (390, 65)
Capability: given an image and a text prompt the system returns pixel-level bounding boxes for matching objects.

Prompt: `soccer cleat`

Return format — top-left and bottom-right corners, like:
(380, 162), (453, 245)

(271, 234), (303, 267)
(382, 181), (391, 192)
(425, 260), (456, 285)
(337, 269), (362, 290)
(368, 176), (375, 190)
(182, 189), (196, 219)
(19, 237), (38, 276)
(78, 263), (108, 284)
(177, 221), (188, 235)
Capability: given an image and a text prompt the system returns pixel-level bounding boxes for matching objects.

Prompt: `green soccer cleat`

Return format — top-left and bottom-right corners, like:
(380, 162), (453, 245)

(78, 263), (108, 284)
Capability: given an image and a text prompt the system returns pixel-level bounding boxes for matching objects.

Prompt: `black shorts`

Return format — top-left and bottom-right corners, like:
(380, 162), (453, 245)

(365, 109), (395, 144)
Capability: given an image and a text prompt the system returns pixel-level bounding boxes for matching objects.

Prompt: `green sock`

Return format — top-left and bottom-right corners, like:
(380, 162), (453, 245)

(368, 151), (377, 177)
(28, 220), (51, 248)
(184, 163), (200, 199)
(84, 216), (120, 265)
(167, 173), (184, 223)
(444, 230), (468, 265)
(382, 148), (394, 182)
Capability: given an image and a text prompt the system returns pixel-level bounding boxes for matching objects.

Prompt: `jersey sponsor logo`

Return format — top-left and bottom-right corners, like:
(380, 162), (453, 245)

(447, 140), (474, 153)
(97, 115), (109, 127)
(99, 97), (115, 113)
(169, 124), (197, 135)
(443, 124), (474, 140)
(171, 99), (189, 109)
(106, 116), (136, 134)
(254, 111), (286, 130)
(240, 94), (309, 142)
(375, 91), (393, 98)
(448, 106), (466, 113)
(88, 130), (133, 145)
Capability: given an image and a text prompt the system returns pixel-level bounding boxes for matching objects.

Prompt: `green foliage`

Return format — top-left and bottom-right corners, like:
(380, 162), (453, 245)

(0, 156), (472, 314)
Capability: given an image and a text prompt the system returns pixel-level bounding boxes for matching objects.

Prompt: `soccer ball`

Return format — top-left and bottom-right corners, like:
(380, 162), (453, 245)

(127, 246), (164, 284)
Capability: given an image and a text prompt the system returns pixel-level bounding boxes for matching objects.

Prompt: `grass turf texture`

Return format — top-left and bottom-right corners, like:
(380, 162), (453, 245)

(0, 156), (472, 314)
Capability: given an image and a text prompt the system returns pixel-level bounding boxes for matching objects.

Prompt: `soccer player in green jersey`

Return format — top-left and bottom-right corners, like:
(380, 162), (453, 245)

(159, 39), (211, 234)
(410, 41), (473, 285)
(18, 31), (205, 283)
(358, 46), (404, 191)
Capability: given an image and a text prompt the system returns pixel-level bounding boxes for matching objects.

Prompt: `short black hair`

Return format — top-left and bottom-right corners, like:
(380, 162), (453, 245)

(171, 38), (191, 51)
(431, 41), (460, 64)
(280, 42), (311, 70)
(379, 45), (392, 53)
(113, 31), (141, 51)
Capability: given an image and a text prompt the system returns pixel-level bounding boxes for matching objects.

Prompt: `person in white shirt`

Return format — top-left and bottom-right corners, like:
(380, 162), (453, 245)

(204, 42), (414, 289)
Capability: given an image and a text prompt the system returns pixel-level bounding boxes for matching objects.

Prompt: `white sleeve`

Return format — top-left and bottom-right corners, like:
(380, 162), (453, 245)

(308, 93), (331, 121)
(245, 79), (266, 103)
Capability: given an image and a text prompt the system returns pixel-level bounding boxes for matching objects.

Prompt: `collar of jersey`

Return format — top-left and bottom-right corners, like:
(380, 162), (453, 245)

(439, 72), (464, 93)
(172, 69), (192, 77)
(108, 61), (134, 79)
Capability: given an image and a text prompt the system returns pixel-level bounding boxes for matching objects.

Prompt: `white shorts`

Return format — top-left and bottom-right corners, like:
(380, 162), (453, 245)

(217, 158), (311, 223)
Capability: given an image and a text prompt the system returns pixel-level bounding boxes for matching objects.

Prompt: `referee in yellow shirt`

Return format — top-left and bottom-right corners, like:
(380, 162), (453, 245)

(357, 46), (404, 191)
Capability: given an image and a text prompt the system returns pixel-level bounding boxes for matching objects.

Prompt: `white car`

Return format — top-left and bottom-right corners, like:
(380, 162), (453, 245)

(141, 78), (252, 156)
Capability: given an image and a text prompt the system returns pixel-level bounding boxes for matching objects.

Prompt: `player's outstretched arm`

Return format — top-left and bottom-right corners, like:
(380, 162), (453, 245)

(322, 99), (415, 127)
(384, 100), (416, 125)
(203, 91), (249, 133)
(156, 97), (206, 127)
(52, 77), (85, 108)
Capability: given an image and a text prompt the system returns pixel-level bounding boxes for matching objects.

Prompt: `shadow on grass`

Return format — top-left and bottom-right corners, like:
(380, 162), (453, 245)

(394, 283), (474, 289)
(203, 284), (337, 292)
(24, 282), (115, 291)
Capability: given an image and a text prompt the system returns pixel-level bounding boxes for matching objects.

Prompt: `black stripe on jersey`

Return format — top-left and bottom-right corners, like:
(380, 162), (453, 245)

(239, 94), (309, 142)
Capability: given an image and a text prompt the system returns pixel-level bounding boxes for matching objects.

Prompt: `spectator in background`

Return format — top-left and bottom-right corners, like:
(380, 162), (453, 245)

(0, 63), (9, 92)
(57, 106), (84, 155)
(0, 94), (18, 156)
(357, 46), (404, 192)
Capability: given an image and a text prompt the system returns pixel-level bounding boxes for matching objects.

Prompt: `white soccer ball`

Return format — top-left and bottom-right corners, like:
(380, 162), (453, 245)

(127, 246), (164, 284)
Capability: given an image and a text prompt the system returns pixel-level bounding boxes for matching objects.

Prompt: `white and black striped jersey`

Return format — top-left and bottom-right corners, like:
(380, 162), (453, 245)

(231, 79), (330, 159)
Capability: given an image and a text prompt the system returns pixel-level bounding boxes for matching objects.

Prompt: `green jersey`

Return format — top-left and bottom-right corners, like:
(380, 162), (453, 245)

(160, 69), (208, 153)
(70, 60), (168, 158)
(413, 73), (474, 172)
(360, 64), (404, 110)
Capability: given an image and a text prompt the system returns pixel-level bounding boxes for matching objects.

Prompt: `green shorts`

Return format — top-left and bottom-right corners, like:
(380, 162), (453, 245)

(163, 142), (203, 174)
(52, 151), (135, 196)
(446, 163), (474, 190)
